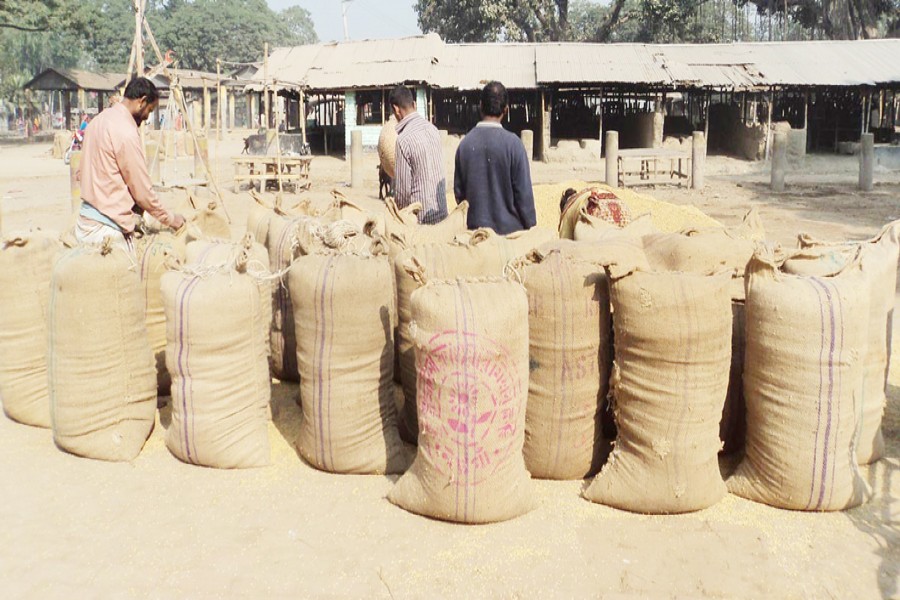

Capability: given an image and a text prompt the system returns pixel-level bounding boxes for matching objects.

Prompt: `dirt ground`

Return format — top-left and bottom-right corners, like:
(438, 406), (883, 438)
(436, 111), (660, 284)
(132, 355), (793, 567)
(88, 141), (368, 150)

(0, 133), (898, 599)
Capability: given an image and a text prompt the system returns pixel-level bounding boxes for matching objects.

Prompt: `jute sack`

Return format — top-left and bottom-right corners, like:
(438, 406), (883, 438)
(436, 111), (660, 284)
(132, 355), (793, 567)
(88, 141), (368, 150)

(162, 251), (271, 468)
(559, 185), (634, 240)
(378, 115), (398, 178)
(49, 241), (157, 461)
(135, 229), (187, 395)
(0, 231), (62, 427)
(783, 221), (900, 464)
(642, 207), (764, 301)
(266, 211), (333, 382)
(186, 234), (272, 353)
(394, 227), (556, 442)
(519, 239), (649, 479)
(388, 276), (534, 523)
(719, 301), (747, 455)
(727, 246), (871, 510)
(574, 210), (656, 244)
(246, 191), (276, 248)
(584, 269), (732, 513)
(186, 201), (231, 242)
(289, 242), (407, 474)
(381, 198), (469, 264)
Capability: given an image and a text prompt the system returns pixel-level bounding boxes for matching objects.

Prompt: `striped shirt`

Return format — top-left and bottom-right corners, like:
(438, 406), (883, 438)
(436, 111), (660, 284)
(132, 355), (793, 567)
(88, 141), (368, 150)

(394, 111), (448, 224)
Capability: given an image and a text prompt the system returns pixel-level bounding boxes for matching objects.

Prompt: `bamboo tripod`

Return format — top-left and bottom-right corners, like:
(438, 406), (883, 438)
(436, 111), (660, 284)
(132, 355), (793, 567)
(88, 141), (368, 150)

(124, 0), (231, 223)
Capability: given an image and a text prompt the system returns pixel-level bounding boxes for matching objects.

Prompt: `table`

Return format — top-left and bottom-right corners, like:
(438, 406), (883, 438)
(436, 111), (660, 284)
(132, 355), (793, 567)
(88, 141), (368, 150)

(232, 156), (312, 193)
(617, 148), (691, 188)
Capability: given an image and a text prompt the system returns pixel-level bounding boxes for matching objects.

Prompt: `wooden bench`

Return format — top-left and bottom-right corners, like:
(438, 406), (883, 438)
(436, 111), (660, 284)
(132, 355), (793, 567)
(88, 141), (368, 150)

(617, 148), (691, 188)
(232, 156), (312, 193)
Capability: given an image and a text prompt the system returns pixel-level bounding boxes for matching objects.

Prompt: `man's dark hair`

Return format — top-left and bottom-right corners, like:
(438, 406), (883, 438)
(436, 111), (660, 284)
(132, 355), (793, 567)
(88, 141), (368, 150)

(124, 77), (159, 103)
(389, 85), (415, 109)
(560, 188), (578, 213)
(481, 81), (508, 117)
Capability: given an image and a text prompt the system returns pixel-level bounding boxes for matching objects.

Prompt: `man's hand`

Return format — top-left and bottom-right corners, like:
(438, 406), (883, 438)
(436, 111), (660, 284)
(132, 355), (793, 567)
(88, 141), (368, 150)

(170, 213), (186, 231)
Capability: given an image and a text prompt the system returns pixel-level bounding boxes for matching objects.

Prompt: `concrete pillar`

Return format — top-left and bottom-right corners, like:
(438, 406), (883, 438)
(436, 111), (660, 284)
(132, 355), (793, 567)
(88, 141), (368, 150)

(605, 130), (618, 188)
(859, 132), (874, 192)
(652, 100), (665, 149)
(247, 93), (254, 129)
(350, 130), (363, 188)
(191, 100), (201, 130)
(194, 134), (209, 179)
(691, 131), (706, 190)
(521, 129), (534, 161)
(771, 131), (788, 192)
(203, 86), (211, 131)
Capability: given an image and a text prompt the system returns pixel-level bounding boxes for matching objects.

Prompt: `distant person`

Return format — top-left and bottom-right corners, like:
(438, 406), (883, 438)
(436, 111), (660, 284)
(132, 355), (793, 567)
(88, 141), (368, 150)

(77, 77), (184, 253)
(454, 81), (535, 235)
(389, 85), (448, 224)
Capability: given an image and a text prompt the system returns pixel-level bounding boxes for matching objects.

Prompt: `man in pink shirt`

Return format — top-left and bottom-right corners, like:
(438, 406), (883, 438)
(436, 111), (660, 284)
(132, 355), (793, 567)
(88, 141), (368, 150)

(77, 77), (184, 252)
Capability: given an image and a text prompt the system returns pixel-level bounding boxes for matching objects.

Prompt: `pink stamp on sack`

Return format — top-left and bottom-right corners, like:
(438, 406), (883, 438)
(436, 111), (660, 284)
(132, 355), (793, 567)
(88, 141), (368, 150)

(417, 331), (521, 485)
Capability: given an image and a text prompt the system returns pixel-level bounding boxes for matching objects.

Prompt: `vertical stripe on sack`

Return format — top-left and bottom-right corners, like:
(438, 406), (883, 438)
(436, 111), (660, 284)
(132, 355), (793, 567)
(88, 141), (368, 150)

(552, 253), (567, 473)
(803, 279), (827, 509)
(326, 256), (337, 470)
(315, 257), (333, 469)
(176, 276), (201, 463)
(810, 278), (840, 511)
(461, 282), (476, 521)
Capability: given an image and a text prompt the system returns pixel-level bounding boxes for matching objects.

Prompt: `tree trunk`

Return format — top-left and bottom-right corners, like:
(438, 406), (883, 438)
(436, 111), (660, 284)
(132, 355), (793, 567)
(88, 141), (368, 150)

(594, 0), (627, 42)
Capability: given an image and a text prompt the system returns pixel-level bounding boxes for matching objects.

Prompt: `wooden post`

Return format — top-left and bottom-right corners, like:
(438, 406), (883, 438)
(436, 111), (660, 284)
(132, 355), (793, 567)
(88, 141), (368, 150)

(803, 89), (810, 152)
(203, 84), (210, 131)
(216, 59), (223, 141)
(64, 91), (72, 131)
(540, 90), (551, 162)
(263, 42), (270, 129)
(691, 131), (706, 190)
(597, 88), (603, 141)
(228, 91), (235, 131)
(300, 89), (307, 146)
(605, 130), (618, 187)
(764, 89), (774, 160)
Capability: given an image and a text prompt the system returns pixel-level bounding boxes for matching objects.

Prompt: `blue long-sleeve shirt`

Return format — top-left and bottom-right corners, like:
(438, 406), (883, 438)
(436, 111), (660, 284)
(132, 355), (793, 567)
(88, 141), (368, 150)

(453, 122), (536, 235)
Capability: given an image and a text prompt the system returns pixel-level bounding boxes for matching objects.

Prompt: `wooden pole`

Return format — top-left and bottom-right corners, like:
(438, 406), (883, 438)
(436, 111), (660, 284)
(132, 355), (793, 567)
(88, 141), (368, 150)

(764, 89), (774, 160)
(263, 43), (270, 130)
(300, 89), (307, 146)
(216, 59), (223, 141)
(142, 18), (231, 223)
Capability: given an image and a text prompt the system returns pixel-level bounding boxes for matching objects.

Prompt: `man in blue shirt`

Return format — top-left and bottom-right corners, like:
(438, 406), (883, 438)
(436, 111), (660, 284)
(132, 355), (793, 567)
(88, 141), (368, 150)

(453, 81), (536, 235)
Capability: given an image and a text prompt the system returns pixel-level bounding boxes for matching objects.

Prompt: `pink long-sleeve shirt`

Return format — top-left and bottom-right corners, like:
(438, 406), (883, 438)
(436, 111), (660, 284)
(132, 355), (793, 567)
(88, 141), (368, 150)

(80, 102), (176, 233)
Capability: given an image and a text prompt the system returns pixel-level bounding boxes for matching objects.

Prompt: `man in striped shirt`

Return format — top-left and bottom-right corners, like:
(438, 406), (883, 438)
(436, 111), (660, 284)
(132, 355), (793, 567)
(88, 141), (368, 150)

(390, 86), (448, 224)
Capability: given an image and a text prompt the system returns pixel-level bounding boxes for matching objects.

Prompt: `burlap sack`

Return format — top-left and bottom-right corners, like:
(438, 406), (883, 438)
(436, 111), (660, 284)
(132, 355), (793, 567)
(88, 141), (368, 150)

(719, 301), (747, 455)
(378, 115), (398, 178)
(289, 244), (407, 474)
(162, 252), (271, 469)
(574, 211), (656, 244)
(584, 269), (732, 513)
(136, 230), (187, 395)
(642, 207), (764, 301)
(246, 193), (274, 248)
(388, 276), (534, 523)
(381, 198), (469, 264)
(186, 234), (272, 353)
(559, 185), (633, 240)
(49, 242), (157, 461)
(0, 231), (61, 427)
(520, 239), (648, 479)
(783, 221), (899, 464)
(727, 246), (871, 510)
(186, 202), (231, 242)
(394, 227), (556, 443)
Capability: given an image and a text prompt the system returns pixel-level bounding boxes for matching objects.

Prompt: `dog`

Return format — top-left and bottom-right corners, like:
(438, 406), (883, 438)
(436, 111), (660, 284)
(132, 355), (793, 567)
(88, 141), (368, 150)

(378, 165), (393, 200)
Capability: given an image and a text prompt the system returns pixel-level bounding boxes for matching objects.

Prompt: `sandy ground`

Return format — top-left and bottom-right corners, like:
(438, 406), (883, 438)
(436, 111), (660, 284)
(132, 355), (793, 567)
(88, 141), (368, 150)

(0, 133), (898, 599)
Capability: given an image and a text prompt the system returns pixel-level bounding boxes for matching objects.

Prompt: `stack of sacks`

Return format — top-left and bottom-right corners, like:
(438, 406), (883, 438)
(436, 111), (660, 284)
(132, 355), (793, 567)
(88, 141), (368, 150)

(518, 239), (649, 479)
(379, 198), (469, 265)
(162, 247), (271, 469)
(388, 273), (534, 523)
(289, 225), (407, 474)
(49, 239), (157, 461)
(727, 245), (872, 510)
(394, 226), (556, 442)
(266, 201), (342, 381)
(641, 208), (765, 454)
(574, 211), (657, 244)
(584, 265), (733, 513)
(0, 231), (62, 427)
(781, 220), (899, 465)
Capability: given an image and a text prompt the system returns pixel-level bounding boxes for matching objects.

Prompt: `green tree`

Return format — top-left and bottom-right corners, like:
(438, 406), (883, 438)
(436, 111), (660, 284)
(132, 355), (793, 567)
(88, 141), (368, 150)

(279, 5), (317, 44)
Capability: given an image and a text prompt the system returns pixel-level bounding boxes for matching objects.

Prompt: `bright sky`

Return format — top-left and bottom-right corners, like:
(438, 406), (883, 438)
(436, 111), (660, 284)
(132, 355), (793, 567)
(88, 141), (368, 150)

(266, 0), (422, 43)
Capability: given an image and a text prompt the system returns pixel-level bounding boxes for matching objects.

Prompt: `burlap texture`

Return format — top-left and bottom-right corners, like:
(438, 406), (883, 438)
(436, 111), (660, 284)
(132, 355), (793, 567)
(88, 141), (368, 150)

(388, 278), (534, 523)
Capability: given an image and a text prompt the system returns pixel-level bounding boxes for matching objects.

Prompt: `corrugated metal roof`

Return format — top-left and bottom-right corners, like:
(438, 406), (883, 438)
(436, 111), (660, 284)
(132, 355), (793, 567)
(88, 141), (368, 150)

(243, 37), (900, 92)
